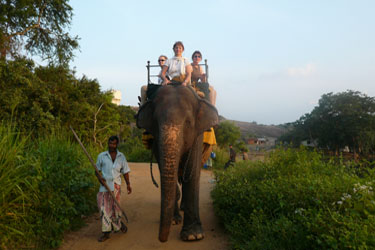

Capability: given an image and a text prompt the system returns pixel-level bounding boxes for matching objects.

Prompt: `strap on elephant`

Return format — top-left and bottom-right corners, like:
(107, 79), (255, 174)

(149, 148), (159, 188)
(182, 136), (197, 183)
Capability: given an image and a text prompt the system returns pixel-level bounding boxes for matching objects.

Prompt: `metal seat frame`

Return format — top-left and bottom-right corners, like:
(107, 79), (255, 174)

(146, 59), (209, 85)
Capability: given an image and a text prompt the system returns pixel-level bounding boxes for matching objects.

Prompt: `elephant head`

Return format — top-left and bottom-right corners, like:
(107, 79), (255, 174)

(136, 85), (218, 242)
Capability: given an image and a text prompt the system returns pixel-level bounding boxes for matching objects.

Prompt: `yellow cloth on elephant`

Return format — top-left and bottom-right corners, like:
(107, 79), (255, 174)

(203, 127), (216, 145)
(142, 132), (154, 149)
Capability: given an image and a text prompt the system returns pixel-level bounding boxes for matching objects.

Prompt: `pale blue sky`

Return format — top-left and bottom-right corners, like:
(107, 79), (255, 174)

(69, 0), (375, 125)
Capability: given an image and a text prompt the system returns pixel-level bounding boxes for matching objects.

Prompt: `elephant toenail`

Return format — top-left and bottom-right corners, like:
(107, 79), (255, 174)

(188, 235), (195, 241)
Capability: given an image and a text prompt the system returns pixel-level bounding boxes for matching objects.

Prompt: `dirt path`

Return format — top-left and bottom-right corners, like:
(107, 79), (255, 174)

(60, 163), (229, 250)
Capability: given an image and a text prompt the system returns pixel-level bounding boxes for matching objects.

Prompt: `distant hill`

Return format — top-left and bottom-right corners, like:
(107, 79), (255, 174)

(219, 116), (287, 139)
(131, 107), (287, 140)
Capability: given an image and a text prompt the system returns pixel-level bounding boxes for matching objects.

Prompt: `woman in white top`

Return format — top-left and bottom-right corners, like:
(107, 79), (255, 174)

(161, 41), (191, 86)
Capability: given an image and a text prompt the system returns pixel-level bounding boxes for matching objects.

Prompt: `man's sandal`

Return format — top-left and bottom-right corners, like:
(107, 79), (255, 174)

(98, 232), (110, 242)
(120, 222), (128, 233)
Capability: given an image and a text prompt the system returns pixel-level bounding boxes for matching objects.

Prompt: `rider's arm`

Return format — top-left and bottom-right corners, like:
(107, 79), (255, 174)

(182, 64), (192, 86)
(161, 65), (170, 85)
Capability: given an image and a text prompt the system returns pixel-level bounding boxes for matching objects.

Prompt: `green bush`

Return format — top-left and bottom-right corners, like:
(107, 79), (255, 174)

(118, 127), (155, 162)
(0, 125), (99, 249)
(31, 134), (98, 248)
(0, 124), (39, 249)
(212, 147), (375, 249)
(212, 147), (229, 170)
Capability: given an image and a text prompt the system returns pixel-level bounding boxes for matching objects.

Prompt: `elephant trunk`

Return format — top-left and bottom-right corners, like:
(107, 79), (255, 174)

(158, 124), (182, 242)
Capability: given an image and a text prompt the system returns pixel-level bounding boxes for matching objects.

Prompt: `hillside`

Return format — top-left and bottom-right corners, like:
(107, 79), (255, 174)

(131, 107), (287, 140)
(220, 116), (287, 139)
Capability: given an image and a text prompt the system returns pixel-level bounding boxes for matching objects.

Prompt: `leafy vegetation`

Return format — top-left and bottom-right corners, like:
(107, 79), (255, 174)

(0, 124), (39, 249)
(0, 0), (78, 64)
(0, 125), (99, 249)
(279, 90), (375, 157)
(0, 57), (143, 248)
(118, 127), (153, 162)
(0, 57), (134, 147)
(212, 147), (375, 249)
(0, 2), (145, 249)
(215, 120), (241, 148)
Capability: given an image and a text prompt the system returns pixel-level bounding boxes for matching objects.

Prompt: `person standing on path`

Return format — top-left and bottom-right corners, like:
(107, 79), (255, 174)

(224, 145), (236, 169)
(96, 135), (132, 242)
(242, 149), (248, 161)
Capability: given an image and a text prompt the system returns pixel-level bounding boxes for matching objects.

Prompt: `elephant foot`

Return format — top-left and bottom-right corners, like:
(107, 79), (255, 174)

(172, 213), (182, 225)
(180, 224), (204, 241)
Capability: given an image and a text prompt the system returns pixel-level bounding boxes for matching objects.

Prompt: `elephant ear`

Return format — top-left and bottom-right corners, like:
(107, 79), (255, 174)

(136, 102), (154, 132)
(196, 99), (219, 133)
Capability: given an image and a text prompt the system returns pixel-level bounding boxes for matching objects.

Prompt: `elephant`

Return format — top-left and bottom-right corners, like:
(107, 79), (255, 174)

(136, 84), (218, 242)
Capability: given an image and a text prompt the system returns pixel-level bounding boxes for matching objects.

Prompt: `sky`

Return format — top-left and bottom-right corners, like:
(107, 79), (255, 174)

(68, 0), (375, 125)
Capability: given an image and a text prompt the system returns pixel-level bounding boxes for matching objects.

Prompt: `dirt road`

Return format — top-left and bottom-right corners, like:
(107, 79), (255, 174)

(60, 163), (229, 250)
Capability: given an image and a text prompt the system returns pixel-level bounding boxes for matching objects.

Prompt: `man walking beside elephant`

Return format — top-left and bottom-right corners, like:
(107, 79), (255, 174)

(224, 145), (236, 169)
(96, 136), (132, 242)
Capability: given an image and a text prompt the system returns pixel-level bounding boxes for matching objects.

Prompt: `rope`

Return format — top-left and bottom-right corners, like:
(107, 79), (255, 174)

(150, 148), (159, 188)
(182, 137), (197, 183)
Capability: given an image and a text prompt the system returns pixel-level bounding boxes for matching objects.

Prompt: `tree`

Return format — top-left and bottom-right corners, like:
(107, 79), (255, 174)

(235, 140), (248, 153)
(311, 90), (375, 155)
(117, 105), (136, 142)
(215, 120), (241, 148)
(279, 90), (375, 156)
(0, 0), (78, 64)
(0, 58), (133, 146)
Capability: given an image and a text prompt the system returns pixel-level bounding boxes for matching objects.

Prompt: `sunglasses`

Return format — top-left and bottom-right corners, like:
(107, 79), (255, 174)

(158, 59), (165, 62)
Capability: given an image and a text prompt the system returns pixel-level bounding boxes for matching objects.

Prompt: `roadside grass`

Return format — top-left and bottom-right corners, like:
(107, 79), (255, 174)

(0, 125), (99, 249)
(212, 147), (375, 249)
(0, 124), (39, 249)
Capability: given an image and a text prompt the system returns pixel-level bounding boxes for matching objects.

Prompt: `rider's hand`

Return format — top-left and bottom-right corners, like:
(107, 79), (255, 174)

(162, 80), (170, 86)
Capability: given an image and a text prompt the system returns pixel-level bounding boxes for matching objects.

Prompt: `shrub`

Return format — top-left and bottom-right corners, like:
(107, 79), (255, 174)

(118, 127), (155, 162)
(212, 147), (375, 249)
(0, 125), (39, 249)
(212, 147), (229, 170)
(31, 134), (98, 248)
(0, 125), (99, 249)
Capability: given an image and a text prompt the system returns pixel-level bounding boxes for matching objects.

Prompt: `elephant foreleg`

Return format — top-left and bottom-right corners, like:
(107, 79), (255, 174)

(180, 138), (204, 241)
(180, 176), (204, 241)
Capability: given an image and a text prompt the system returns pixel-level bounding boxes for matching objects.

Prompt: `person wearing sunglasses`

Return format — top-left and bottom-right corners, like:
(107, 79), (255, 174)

(157, 55), (168, 84)
(190, 50), (217, 168)
(160, 41), (192, 86)
(139, 55), (168, 105)
(190, 50), (217, 106)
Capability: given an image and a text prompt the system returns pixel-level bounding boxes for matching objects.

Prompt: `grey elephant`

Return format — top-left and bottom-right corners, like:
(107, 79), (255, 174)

(136, 85), (218, 242)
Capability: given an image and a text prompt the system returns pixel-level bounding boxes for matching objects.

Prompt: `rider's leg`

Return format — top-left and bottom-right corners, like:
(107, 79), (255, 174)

(209, 86), (216, 106)
(140, 85), (147, 105)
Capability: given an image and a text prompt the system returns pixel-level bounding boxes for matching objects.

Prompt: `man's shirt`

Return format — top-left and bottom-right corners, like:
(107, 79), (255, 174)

(96, 150), (130, 192)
